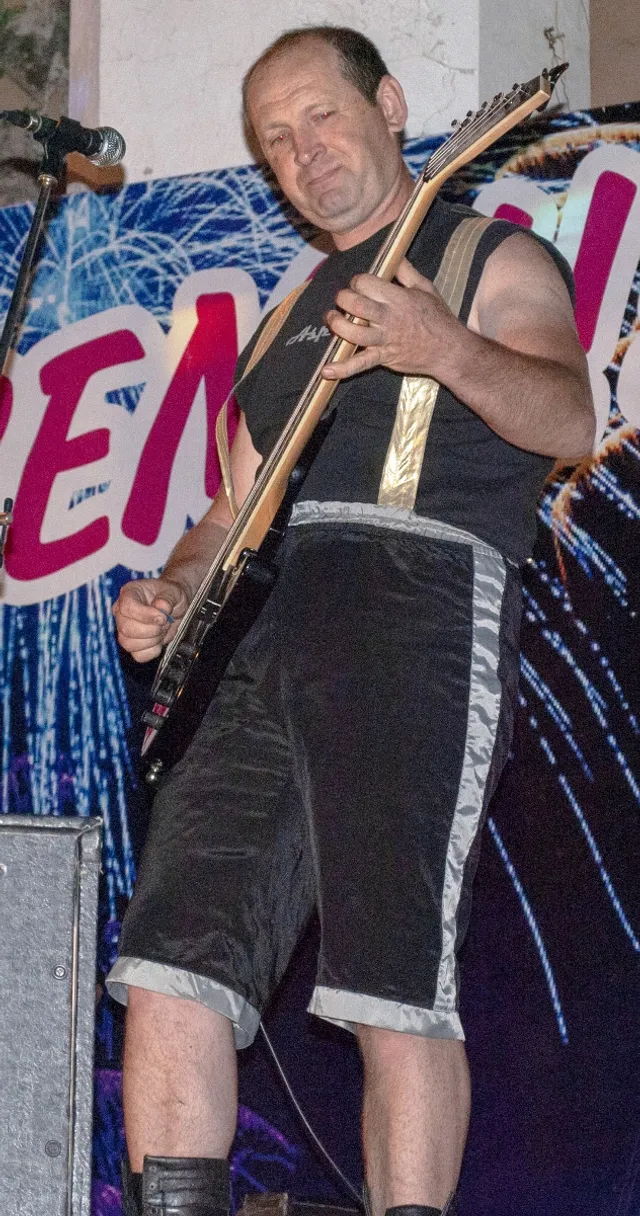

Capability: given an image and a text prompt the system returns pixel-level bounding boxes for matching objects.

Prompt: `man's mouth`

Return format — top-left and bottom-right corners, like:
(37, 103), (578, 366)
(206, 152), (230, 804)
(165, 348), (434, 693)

(303, 165), (342, 191)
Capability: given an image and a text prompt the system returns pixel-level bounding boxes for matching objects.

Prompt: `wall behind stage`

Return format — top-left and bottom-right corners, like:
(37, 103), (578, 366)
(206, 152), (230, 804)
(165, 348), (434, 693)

(0, 104), (639, 1214)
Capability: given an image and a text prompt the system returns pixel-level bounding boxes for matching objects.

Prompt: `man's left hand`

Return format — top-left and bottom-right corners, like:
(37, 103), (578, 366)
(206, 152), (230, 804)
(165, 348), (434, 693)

(322, 258), (460, 380)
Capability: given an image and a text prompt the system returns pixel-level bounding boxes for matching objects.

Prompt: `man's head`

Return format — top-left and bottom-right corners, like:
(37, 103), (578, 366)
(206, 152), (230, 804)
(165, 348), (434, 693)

(243, 27), (411, 247)
(243, 26), (392, 126)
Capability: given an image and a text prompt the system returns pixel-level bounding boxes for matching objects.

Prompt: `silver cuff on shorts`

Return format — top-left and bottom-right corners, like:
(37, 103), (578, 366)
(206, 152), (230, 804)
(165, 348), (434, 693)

(309, 985), (465, 1040)
(106, 956), (261, 1049)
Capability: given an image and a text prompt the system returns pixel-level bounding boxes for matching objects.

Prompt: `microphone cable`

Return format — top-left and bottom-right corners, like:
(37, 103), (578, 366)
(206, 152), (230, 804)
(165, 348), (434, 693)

(258, 1022), (362, 1208)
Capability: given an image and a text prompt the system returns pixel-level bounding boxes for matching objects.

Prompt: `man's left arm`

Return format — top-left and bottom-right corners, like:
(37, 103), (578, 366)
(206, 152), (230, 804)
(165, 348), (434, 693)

(323, 232), (596, 462)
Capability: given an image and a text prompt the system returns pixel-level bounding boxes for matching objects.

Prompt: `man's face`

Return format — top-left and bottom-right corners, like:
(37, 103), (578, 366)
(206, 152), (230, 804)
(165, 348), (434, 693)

(246, 40), (409, 246)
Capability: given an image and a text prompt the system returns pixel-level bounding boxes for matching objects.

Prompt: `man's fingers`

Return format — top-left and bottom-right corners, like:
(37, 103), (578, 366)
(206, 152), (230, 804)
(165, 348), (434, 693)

(325, 308), (380, 346)
(123, 641), (164, 664)
(152, 597), (177, 624)
(349, 272), (401, 303)
(333, 287), (385, 324)
(395, 258), (435, 293)
(322, 347), (381, 379)
(115, 598), (170, 628)
(114, 610), (178, 663)
(112, 576), (185, 662)
(115, 613), (168, 639)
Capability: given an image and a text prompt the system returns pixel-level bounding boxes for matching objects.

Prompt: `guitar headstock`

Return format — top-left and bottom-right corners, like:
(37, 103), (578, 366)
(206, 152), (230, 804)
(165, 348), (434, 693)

(425, 63), (569, 182)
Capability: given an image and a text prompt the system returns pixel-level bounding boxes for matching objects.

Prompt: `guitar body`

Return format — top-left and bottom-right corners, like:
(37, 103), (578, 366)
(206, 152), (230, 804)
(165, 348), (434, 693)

(142, 421), (331, 786)
(142, 549), (276, 780)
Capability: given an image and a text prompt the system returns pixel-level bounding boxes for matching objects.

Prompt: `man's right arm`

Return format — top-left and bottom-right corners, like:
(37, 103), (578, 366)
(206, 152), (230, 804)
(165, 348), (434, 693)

(113, 413), (262, 662)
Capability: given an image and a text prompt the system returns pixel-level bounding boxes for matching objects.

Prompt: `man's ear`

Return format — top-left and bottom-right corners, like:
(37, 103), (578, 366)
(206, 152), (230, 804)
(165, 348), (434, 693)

(376, 75), (409, 134)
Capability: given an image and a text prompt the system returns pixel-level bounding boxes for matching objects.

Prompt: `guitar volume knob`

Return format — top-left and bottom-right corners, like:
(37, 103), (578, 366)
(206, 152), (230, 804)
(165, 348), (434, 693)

(145, 759), (165, 788)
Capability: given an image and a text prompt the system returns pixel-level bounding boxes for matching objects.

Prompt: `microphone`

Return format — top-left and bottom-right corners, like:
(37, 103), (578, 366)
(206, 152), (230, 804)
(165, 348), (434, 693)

(0, 110), (126, 167)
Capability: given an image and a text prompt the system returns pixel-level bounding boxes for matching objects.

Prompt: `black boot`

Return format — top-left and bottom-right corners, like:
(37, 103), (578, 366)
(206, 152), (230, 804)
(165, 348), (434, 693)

(122, 1156), (230, 1216)
(122, 1157), (143, 1216)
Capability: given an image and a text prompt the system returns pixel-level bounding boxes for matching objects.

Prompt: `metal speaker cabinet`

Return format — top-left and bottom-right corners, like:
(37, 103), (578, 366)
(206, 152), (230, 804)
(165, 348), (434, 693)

(0, 816), (101, 1215)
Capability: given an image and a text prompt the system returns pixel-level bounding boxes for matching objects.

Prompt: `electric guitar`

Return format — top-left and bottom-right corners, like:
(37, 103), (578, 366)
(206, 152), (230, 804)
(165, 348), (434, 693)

(141, 63), (567, 785)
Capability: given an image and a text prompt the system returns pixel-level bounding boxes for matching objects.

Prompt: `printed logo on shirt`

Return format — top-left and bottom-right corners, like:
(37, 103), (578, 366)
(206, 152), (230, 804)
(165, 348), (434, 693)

(286, 324), (330, 346)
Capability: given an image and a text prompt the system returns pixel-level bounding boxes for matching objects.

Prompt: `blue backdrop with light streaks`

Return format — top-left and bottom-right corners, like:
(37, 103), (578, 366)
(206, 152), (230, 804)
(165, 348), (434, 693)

(1, 105), (639, 1215)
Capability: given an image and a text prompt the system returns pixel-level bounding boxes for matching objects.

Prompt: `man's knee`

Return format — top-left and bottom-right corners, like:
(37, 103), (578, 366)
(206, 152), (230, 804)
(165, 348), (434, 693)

(357, 1023), (427, 1054)
(356, 1023), (468, 1069)
(357, 1023), (403, 1058)
(125, 986), (234, 1044)
(126, 984), (187, 1025)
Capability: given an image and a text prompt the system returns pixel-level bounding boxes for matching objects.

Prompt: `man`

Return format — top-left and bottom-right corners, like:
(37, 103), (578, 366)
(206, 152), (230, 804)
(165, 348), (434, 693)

(108, 26), (595, 1216)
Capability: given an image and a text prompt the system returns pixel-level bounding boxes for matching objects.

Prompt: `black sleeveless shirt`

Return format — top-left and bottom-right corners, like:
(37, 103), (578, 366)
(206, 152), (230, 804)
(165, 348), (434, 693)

(235, 197), (574, 564)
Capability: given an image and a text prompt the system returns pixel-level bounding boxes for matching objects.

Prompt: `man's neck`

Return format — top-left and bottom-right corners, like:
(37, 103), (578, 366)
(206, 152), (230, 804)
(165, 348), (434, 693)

(331, 166), (414, 251)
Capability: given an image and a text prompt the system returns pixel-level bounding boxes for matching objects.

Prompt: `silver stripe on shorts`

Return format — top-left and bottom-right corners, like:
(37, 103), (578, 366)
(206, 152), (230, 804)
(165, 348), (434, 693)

(294, 498), (509, 1032)
(434, 545), (507, 1013)
(106, 956), (261, 1049)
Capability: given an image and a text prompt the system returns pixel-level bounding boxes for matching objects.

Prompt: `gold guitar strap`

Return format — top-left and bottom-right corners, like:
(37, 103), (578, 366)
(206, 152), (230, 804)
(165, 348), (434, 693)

(215, 281), (310, 519)
(378, 214), (493, 509)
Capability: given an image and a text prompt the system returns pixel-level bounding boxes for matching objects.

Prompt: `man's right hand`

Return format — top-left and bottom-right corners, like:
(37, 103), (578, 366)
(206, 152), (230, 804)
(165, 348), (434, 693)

(113, 577), (190, 663)
(111, 412), (261, 663)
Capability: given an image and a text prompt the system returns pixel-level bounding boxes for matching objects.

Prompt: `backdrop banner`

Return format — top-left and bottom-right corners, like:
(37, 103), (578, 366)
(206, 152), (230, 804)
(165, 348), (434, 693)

(0, 103), (639, 1215)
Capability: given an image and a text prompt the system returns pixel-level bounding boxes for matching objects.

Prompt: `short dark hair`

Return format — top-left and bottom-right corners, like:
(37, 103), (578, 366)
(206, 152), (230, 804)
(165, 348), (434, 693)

(242, 26), (391, 153)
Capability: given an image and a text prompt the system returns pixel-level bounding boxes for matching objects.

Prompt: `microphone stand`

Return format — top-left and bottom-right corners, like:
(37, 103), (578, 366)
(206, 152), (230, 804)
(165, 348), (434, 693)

(0, 125), (68, 566)
(0, 130), (66, 374)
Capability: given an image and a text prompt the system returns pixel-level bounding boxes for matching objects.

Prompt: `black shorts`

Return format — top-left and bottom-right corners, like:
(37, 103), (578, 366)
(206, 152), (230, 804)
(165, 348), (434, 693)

(108, 504), (522, 1047)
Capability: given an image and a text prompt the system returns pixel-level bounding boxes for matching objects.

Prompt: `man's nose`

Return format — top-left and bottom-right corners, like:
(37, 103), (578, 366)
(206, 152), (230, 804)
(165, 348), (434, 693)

(293, 126), (322, 166)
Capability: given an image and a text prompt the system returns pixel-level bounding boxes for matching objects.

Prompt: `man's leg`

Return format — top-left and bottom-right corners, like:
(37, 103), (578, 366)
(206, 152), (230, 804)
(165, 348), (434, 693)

(123, 988), (238, 1170)
(358, 1027), (470, 1216)
(281, 526), (521, 1216)
(107, 589), (315, 1209)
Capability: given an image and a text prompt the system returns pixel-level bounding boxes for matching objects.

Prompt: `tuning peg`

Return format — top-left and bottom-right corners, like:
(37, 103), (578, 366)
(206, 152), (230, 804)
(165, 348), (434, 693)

(451, 118), (458, 127)
(466, 109), (473, 116)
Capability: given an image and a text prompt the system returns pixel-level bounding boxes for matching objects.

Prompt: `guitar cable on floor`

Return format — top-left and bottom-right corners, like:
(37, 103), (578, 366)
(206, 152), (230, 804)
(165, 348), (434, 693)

(258, 1022), (363, 1208)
